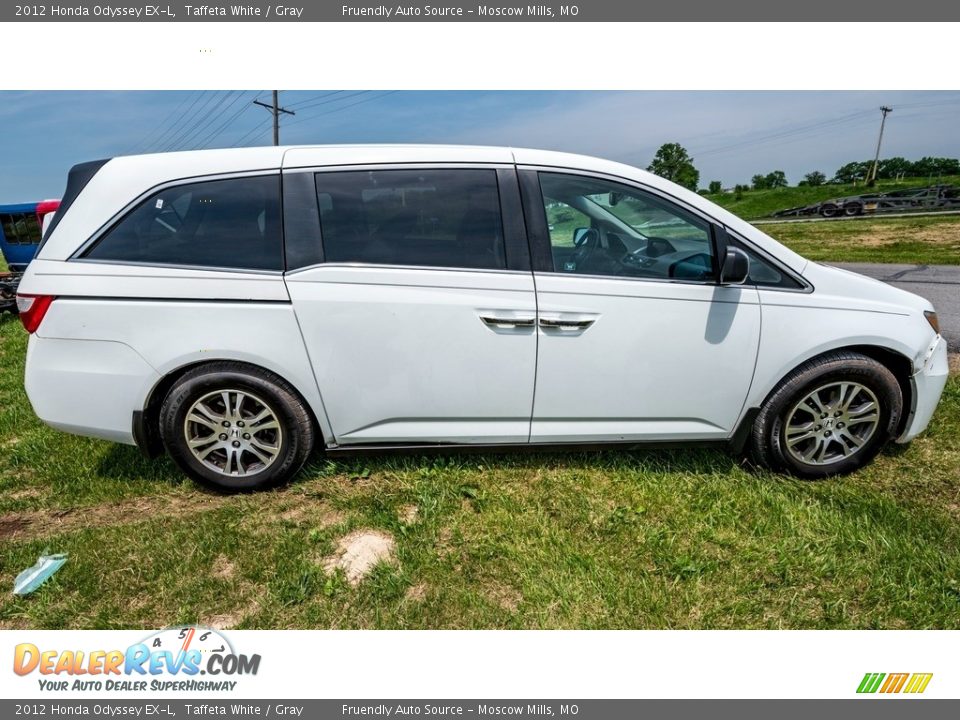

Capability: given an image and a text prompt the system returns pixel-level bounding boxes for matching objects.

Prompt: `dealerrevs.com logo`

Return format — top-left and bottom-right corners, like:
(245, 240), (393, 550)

(857, 673), (933, 694)
(13, 627), (261, 693)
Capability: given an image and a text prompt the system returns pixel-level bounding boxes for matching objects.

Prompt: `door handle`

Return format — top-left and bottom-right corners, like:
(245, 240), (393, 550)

(480, 315), (537, 329)
(539, 317), (595, 330)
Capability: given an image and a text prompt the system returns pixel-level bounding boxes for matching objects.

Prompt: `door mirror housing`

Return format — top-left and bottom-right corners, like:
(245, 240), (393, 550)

(720, 246), (750, 285)
(572, 227), (594, 246)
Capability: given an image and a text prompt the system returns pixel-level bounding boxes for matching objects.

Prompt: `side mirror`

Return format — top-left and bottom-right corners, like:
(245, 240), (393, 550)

(572, 227), (593, 246)
(719, 246), (750, 285)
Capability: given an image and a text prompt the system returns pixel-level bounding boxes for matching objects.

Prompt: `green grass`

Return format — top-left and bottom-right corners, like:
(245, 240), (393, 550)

(708, 175), (960, 220)
(759, 215), (960, 266)
(1, 316), (959, 629)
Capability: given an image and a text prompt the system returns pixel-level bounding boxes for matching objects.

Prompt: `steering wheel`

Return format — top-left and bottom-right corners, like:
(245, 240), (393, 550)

(571, 228), (600, 269)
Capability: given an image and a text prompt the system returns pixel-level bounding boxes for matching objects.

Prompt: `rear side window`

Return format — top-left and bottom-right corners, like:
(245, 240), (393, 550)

(314, 169), (506, 270)
(84, 175), (282, 271)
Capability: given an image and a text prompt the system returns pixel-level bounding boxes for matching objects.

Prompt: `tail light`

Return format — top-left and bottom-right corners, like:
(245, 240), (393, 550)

(16, 294), (54, 334)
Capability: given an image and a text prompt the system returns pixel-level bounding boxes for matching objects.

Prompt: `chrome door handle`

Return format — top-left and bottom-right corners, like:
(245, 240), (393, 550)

(539, 318), (595, 330)
(480, 316), (536, 329)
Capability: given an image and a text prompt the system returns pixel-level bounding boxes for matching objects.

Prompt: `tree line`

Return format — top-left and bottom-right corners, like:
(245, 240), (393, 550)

(645, 142), (959, 194)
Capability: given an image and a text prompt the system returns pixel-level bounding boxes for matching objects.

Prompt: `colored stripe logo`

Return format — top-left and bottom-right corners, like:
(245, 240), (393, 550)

(857, 672), (933, 694)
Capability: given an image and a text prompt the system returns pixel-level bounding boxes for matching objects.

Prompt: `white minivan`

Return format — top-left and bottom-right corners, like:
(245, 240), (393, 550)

(16, 145), (948, 490)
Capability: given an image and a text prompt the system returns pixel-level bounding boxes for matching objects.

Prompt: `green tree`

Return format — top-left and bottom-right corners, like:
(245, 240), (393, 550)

(751, 174), (769, 190)
(708, 180), (722, 194)
(833, 161), (871, 184)
(804, 171), (826, 186)
(765, 170), (788, 188)
(647, 143), (700, 191)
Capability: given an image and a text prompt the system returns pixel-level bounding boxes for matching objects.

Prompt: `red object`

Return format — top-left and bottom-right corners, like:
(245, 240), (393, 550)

(16, 294), (54, 334)
(35, 199), (60, 218)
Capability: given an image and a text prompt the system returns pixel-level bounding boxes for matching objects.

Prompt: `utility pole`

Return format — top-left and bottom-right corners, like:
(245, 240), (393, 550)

(253, 91), (295, 146)
(867, 106), (893, 187)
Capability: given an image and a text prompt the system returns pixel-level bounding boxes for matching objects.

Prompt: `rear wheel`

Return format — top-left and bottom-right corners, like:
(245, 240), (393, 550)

(160, 362), (315, 491)
(843, 202), (862, 216)
(820, 203), (839, 218)
(750, 351), (902, 478)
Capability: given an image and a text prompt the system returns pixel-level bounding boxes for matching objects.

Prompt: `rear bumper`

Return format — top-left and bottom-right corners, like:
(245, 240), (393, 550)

(898, 335), (949, 443)
(25, 335), (158, 445)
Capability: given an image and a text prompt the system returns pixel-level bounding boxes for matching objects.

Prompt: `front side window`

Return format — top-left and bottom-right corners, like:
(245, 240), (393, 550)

(538, 172), (715, 281)
(314, 168), (506, 270)
(84, 175), (282, 271)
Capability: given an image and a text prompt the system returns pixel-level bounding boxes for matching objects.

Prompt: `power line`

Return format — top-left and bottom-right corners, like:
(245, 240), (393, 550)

(286, 90), (346, 108)
(142, 91), (209, 153)
(693, 109), (877, 159)
(289, 90), (370, 112)
(176, 91), (247, 150)
(123, 91), (196, 155)
(284, 91), (398, 129)
(167, 91), (239, 151)
(158, 91), (226, 151)
(192, 92), (258, 149)
(231, 116), (273, 147)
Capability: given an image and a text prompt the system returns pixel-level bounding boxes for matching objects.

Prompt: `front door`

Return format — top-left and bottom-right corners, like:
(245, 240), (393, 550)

(524, 170), (761, 443)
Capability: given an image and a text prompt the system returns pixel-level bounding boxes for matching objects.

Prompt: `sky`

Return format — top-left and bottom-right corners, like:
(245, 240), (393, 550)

(1, 90), (958, 201)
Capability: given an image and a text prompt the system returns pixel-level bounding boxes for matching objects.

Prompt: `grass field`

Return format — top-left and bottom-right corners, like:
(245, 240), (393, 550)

(709, 176), (960, 220)
(1, 315), (959, 630)
(759, 215), (960, 266)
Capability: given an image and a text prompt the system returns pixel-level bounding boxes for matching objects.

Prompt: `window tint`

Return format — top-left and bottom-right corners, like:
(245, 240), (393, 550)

(314, 169), (506, 270)
(733, 242), (805, 289)
(84, 175), (282, 271)
(538, 173), (715, 282)
(1, 213), (42, 246)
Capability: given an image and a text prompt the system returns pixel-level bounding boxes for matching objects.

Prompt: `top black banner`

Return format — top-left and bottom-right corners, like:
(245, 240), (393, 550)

(6, 0), (957, 21)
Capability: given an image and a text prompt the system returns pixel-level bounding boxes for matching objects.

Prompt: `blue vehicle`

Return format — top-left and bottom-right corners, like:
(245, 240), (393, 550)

(1, 200), (59, 312)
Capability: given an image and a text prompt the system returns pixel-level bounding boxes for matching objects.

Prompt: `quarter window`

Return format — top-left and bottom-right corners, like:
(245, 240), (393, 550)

(538, 173), (715, 281)
(314, 169), (506, 270)
(84, 175), (282, 271)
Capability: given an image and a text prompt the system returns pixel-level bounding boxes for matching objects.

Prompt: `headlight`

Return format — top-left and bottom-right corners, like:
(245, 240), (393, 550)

(924, 310), (940, 335)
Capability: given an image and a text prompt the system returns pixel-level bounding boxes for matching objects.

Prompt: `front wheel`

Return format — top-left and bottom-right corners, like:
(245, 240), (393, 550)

(750, 351), (903, 478)
(160, 362), (315, 491)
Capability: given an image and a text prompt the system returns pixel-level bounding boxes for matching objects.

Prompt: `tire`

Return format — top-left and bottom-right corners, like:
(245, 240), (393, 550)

(159, 362), (315, 491)
(820, 203), (839, 218)
(749, 351), (902, 479)
(843, 203), (862, 216)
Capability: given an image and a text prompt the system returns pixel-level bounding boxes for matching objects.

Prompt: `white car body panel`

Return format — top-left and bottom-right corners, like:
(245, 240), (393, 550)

(15, 144), (948, 461)
(30, 297), (332, 445)
(531, 275), (760, 442)
(285, 265), (537, 444)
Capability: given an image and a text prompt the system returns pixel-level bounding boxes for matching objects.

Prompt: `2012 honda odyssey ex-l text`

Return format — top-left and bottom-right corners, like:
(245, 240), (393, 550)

(16, 145), (949, 489)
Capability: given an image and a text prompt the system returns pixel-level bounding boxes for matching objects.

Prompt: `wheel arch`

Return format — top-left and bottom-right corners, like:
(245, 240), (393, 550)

(133, 359), (326, 458)
(732, 342), (914, 453)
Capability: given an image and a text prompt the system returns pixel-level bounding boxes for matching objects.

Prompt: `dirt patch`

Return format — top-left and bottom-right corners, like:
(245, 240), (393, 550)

(398, 504), (420, 525)
(322, 530), (396, 586)
(203, 598), (260, 630)
(405, 583), (428, 602)
(0, 516), (29, 539)
(0, 493), (231, 542)
(277, 501), (345, 528)
(212, 555), (237, 580)
(484, 582), (522, 612)
(948, 353), (960, 376)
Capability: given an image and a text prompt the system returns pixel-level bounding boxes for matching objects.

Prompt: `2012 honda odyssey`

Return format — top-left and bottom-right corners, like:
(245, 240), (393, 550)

(16, 145), (949, 489)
